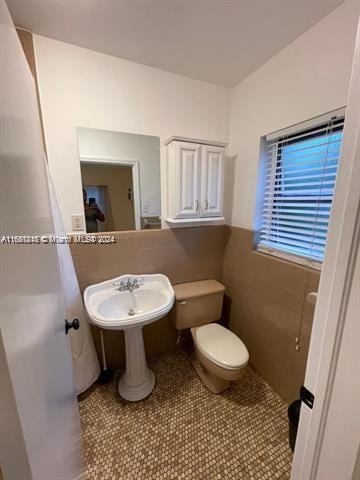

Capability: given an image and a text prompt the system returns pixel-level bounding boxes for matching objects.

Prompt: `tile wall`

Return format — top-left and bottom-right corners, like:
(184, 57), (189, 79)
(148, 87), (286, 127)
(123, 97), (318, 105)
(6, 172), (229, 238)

(222, 226), (320, 402)
(70, 226), (228, 368)
(71, 225), (319, 402)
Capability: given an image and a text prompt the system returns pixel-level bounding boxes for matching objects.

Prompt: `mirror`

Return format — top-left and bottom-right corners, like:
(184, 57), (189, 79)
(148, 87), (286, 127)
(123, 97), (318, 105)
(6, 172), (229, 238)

(77, 127), (161, 232)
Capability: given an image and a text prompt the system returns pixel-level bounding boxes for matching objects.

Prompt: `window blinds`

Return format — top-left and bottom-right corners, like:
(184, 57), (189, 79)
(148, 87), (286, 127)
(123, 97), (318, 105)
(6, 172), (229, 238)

(257, 114), (345, 265)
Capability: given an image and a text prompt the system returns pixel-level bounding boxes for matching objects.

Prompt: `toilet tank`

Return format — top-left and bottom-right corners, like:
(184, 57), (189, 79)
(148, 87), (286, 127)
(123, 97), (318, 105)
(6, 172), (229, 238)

(171, 279), (225, 330)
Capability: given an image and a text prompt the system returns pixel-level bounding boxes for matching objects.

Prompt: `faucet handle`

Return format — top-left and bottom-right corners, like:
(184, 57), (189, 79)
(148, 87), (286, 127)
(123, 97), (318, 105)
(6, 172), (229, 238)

(134, 278), (144, 289)
(114, 280), (126, 291)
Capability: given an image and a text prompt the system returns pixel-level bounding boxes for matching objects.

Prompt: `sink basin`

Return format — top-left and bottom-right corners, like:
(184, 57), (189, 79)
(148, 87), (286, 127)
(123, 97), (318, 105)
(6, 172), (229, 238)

(84, 274), (174, 401)
(84, 274), (174, 330)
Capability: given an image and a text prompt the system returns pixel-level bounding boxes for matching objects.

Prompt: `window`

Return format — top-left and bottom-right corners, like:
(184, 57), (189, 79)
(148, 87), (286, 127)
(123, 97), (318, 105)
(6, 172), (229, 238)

(257, 110), (345, 268)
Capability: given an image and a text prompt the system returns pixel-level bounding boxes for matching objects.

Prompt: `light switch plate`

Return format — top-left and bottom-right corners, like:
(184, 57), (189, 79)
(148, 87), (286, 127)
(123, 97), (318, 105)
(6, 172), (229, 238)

(142, 201), (149, 214)
(71, 214), (84, 231)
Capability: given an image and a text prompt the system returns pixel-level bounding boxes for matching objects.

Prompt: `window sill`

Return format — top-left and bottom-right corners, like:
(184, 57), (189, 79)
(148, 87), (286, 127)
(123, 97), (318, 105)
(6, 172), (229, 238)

(256, 246), (322, 271)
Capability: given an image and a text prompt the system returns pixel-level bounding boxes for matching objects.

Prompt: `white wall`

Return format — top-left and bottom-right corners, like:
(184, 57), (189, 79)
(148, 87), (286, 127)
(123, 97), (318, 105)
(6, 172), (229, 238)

(34, 36), (229, 232)
(33, 0), (359, 232)
(227, 0), (359, 229)
(78, 127), (161, 217)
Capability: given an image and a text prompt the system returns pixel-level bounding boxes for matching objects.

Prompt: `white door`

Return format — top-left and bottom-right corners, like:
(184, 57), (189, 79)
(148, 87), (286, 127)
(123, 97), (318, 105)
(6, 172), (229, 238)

(200, 145), (224, 217)
(174, 142), (201, 218)
(0, 3), (83, 479)
(291, 15), (360, 480)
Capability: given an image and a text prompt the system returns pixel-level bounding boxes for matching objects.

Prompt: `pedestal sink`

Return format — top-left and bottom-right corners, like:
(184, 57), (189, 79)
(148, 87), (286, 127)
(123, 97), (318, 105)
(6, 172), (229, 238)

(84, 274), (174, 401)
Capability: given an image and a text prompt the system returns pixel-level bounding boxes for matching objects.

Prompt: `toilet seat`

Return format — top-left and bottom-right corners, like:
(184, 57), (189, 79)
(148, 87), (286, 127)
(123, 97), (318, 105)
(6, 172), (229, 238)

(193, 323), (249, 370)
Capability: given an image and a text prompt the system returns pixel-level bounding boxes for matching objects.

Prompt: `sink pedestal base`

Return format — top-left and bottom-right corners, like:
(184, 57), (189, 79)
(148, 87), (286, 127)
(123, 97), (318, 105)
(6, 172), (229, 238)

(118, 327), (155, 401)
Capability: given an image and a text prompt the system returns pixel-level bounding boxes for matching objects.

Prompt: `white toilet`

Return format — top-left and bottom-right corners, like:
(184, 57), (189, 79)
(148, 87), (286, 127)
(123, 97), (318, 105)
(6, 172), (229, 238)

(172, 279), (249, 393)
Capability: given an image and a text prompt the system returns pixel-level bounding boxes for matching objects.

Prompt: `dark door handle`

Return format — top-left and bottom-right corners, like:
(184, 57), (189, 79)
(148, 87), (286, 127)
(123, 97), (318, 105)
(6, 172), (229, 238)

(65, 318), (80, 335)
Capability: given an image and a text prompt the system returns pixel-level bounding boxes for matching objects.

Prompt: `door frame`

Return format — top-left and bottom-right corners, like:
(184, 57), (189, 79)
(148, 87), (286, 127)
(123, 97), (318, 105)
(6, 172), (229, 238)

(80, 155), (141, 230)
(291, 18), (360, 480)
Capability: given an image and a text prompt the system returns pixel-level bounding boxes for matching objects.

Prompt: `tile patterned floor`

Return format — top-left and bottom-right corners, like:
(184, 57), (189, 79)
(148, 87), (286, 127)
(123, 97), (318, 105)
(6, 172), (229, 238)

(79, 349), (292, 480)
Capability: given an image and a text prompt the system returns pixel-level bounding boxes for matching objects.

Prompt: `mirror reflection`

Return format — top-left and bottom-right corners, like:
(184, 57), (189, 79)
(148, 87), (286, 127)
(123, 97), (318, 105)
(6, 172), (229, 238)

(77, 127), (161, 232)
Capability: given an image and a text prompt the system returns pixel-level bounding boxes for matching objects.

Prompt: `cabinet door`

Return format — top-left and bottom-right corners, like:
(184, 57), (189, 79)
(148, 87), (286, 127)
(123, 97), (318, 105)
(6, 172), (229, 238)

(200, 145), (224, 217)
(174, 142), (201, 218)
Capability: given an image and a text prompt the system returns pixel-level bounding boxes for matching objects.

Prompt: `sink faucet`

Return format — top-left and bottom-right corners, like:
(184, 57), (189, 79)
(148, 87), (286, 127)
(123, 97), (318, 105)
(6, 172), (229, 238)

(113, 278), (141, 292)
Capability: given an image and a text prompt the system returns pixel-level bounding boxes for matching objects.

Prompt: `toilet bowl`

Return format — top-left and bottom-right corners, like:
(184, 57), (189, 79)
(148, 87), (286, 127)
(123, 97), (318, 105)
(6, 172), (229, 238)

(191, 323), (249, 393)
(172, 279), (249, 393)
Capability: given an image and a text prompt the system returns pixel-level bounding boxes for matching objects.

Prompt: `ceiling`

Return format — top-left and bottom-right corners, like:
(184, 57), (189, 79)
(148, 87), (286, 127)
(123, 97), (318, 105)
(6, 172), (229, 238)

(7, 0), (344, 87)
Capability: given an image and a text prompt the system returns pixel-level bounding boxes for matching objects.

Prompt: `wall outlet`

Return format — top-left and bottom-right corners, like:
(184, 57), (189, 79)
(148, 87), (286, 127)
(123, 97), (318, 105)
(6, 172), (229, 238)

(71, 214), (84, 231)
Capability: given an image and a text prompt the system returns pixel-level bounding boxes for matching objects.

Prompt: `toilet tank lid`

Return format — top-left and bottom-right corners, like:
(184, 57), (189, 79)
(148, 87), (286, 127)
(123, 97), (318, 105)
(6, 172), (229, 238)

(173, 279), (225, 301)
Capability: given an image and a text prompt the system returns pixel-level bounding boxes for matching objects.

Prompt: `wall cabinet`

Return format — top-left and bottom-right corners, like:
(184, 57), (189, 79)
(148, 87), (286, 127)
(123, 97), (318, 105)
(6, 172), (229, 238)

(165, 137), (226, 226)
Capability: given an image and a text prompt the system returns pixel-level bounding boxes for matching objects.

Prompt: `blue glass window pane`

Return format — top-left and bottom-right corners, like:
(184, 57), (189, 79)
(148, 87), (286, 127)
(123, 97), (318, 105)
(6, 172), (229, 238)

(280, 132), (342, 196)
(260, 125), (343, 262)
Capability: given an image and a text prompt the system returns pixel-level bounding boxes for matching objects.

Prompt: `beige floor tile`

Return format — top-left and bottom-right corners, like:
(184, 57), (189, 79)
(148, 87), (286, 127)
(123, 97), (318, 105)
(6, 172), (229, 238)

(79, 350), (292, 480)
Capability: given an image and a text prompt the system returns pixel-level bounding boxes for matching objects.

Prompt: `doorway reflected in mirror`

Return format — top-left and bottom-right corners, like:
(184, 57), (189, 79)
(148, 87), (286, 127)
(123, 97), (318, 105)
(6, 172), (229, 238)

(82, 164), (135, 232)
(77, 127), (161, 232)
